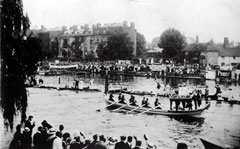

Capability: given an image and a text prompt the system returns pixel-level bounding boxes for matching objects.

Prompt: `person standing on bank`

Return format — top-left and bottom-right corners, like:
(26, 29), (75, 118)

(25, 115), (35, 137)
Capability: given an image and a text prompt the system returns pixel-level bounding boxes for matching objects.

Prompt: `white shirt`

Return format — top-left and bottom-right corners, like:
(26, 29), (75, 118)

(52, 137), (63, 149)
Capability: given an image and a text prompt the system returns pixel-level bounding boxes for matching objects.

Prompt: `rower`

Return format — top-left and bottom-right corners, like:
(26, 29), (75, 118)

(143, 98), (151, 108)
(154, 98), (161, 109)
(118, 93), (122, 102)
(119, 95), (126, 104)
(141, 97), (146, 106)
(109, 94), (114, 102)
(129, 95), (138, 106)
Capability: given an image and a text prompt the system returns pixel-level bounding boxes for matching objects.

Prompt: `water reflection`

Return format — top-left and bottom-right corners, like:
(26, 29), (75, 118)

(170, 117), (205, 127)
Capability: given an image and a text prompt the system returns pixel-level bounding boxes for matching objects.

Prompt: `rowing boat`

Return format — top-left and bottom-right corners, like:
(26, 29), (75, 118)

(27, 85), (101, 92)
(105, 98), (210, 117)
(58, 87), (101, 92)
(120, 88), (170, 97)
(121, 89), (155, 96)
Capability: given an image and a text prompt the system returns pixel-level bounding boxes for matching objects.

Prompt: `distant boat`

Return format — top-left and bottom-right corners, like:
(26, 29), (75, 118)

(27, 85), (101, 92)
(121, 89), (155, 96)
(120, 88), (169, 97)
(200, 138), (225, 149)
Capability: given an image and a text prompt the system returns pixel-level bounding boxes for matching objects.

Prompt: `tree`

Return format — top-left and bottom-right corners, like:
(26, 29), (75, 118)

(1, 0), (41, 130)
(136, 32), (147, 57)
(97, 33), (134, 60)
(71, 37), (83, 60)
(158, 28), (186, 59)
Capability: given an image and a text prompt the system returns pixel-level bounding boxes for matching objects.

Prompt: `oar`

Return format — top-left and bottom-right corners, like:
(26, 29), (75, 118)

(136, 105), (161, 115)
(111, 104), (127, 112)
(126, 106), (140, 114)
(96, 102), (116, 112)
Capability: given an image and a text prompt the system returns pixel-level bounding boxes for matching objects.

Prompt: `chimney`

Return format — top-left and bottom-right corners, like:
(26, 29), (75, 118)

(223, 37), (229, 48)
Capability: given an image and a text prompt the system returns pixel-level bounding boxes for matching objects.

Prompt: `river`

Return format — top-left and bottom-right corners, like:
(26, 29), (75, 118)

(1, 74), (240, 149)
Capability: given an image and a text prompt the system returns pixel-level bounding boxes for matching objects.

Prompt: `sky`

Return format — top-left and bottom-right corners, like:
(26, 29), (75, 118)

(22, 0), (240, 43)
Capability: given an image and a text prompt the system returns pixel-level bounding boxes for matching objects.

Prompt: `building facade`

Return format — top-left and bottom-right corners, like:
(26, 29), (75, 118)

(58, 21), (137, 59)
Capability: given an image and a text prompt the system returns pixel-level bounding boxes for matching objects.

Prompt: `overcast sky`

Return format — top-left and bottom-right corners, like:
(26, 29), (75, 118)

(22, 0), (240, 43)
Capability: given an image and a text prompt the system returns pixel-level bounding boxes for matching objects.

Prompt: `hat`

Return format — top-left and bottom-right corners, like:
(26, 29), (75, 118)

(136, 140), (142, 147)
(29, 115), (33, 118)
(147, 142), (155, 149)
(24, 127), (30, 132)
(48, 128), (56, 134)
(73, 130), (80, 138)
(120, 136), (126, 141)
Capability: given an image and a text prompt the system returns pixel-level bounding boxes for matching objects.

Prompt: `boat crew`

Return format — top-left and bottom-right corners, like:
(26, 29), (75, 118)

(119, 95), (126, 104)
(141, 97), (146, 106)
(143, 98), (151, 108)
(154, 99), (161, 109)
(204, 85), (209, 103)
(74, 79), (79, 89)
(215, 84), (222, 95)
(109, 94), (114, 101)
(186, 98), (193, 110)
(192, 90), (198, 109)
(129, 95), (138, 106)
(118, 94), (122, 102)
(197, 90), (202, 107)
(39, 78), (44, 85)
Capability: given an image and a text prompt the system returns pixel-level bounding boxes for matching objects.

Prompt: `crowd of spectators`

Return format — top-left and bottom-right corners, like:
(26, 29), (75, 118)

(9, 115), (189, 149)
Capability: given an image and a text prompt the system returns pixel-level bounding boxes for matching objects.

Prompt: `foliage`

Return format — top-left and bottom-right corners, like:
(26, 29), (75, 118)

(136, 32), (147, 57)
(71, 37), (83, 60)
(49, 38), (59, 58)
(158, 28), (187, 59)
(1, 0), (41, 130)
(97, 33), (134, 60)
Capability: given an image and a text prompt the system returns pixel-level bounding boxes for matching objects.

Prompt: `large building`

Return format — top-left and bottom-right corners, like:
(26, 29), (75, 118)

(58, 21), (137, 59)
(35, 21), (137, 60)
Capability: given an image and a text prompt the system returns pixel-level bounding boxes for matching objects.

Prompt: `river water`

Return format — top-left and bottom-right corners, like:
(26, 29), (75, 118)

(1, 74), (240, 149)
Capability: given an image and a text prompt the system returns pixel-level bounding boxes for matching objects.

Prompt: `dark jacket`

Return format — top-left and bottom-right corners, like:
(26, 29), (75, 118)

(114, 141), (128, 149)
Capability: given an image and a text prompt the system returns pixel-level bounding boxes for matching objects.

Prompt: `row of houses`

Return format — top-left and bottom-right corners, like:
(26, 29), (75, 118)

(183, 37), (240, 70)
(33, 21), (137, 60)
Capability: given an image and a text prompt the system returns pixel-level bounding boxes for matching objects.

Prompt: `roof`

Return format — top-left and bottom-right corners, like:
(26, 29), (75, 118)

(219, 47), (240, 57)
(183, 43), (207, 52)
(49, 30), (63, 38)
(103, 23), (123, 27)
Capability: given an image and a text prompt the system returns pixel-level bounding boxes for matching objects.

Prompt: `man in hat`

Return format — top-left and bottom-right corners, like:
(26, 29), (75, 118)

(126, 136), (132, 149)
(95, 135), (108, 149)
(52, 132), (63, 149)
(154, 98), (161, 109)
(118, 94), (122, 102)
(33, 126), (45, 149)
(114, 136), (128, 149)
(25, 115), (35, 136)
(88, 134), (99, 148)
(132, 140), (142, 149)
(22, 127), (32, 149)
(109, 94), (114, 101)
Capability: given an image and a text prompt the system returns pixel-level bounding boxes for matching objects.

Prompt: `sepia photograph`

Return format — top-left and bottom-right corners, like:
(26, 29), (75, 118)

(0, 0), (240, 149)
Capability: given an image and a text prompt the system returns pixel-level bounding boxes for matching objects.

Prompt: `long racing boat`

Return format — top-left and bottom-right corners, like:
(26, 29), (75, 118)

(105, 97), (210, 117)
